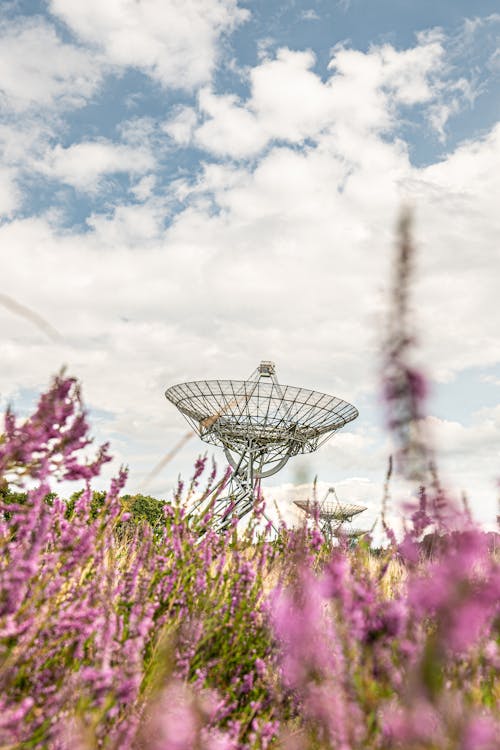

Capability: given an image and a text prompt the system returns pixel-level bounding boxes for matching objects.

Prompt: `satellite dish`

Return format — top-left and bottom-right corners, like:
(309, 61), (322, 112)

(165, 361), (358, 529)
(294, 487), (368, 541)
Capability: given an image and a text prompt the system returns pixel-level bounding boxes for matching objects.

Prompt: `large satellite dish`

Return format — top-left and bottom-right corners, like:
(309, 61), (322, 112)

(165, 361), (358, 529)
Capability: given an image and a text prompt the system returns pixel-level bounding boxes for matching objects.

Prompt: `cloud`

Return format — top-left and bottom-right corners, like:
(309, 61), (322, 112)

(426, 409), (500, 458)
(49, 0), (249, 90)
(0, 16), (107, 206)
(488, 47), (500, 72)
(35, 140), (156, 193)
(163, 106), (199, 146)
(300, 10), (320, 21)
(130, 175), (157, 202)
(85, 200), (167, 243)
(0, 128), (41, 219)
(0, 17), (103, 112)
(0, 166), (20, 216)
(413, 411), (500, 526)
(3, 116), (498, 424)
(189, 36), (455, 159)
(322, 430), (390, 474)
(410, 123), (500, 379)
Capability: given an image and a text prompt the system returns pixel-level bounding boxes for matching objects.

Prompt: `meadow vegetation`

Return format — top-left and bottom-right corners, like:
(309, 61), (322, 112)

(0, 214), (499, 749)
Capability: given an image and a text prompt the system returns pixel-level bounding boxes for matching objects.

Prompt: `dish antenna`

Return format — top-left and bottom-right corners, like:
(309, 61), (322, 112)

(165, 361), (358, 530)
(294, 487), (367, 541)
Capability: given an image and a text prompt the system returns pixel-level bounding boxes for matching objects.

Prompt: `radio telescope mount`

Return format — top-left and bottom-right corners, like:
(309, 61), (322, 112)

(294, 487), (368, 542)
(165, 361), (359, 530)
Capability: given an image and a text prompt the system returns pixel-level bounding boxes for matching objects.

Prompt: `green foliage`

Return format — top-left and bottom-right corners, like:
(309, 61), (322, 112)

(0, 485), (170, 529)
(121, 493), (169, 530)
(0, 485), (57, 519)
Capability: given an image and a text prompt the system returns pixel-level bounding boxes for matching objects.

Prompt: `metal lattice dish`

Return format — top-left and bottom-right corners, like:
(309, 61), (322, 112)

(294, 487), (368, 542)
(294, 499), (367, 521)
(165, 362), (359, 529)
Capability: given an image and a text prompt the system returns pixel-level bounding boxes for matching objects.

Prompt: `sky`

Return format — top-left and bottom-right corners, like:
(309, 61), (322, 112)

(1, 0), (500, 531)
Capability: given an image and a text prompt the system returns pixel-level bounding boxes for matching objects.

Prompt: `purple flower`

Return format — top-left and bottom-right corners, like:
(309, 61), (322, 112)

(461, 716), (499, 750)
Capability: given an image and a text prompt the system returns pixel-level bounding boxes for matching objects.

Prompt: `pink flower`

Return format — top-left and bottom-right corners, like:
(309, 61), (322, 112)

(461, 716), (499, 750)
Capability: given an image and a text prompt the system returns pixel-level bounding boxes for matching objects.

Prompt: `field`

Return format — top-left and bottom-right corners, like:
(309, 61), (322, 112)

(1, 218), (499, 749)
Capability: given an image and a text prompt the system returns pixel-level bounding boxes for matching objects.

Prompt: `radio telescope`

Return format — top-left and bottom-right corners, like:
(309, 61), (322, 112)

(165, 361), (358, 530)
(294, 487), (367, 542)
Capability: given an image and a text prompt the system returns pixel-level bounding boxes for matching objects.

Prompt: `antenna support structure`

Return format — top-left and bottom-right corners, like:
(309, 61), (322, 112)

(165, 361), (358, 530)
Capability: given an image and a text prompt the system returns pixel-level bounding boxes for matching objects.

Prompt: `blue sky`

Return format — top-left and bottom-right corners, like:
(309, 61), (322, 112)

(1, 1), (500, 530)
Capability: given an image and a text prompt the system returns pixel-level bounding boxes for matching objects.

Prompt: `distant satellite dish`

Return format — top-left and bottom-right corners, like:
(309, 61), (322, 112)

(165, 361), (358, 529)
(294, 487), (368, 541)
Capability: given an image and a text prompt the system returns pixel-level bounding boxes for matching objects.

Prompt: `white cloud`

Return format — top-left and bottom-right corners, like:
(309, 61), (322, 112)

(300, 10), (320, 21)
(0, 16), (107, 204)
(488, 47), (500, 72)
(49, 0), (249, 90)
(0, 167), (20, 217)
(424, 407), (500, 464)
(195, 48), (341, 157)
(427, 77), (478, 141)
(0, 122), (49, 218)
(0, 17), (103, 112)
(36, 140), (155, 192)
(323, 430), (389, 474)
(428, 101), (461, 142)
(191, 37), (451, 158)
(5, 103), (497, 428)
(461, 13), (500, 38)
(409, 123), (500, 380)
(130, 174), (157, 201)
(419, 122), (500, 196)
(196, 88), (267, 157)
(163, 106), (199, 146)
(86, 200), (166, 243)
(413, 412), (500, 526)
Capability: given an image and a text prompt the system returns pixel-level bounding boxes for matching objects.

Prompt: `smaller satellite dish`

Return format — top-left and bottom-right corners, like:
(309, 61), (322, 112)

(294, 487), (368, 541)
